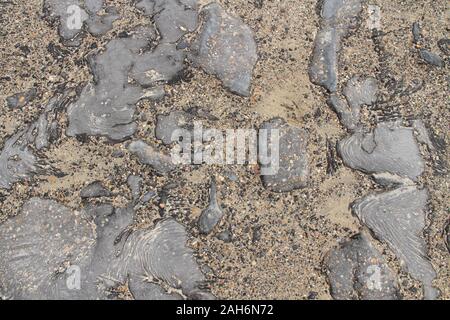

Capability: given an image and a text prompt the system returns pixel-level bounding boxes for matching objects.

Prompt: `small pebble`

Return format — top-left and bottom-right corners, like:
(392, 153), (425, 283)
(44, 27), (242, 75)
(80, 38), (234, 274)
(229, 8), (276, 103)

(419, 49), (444, 67)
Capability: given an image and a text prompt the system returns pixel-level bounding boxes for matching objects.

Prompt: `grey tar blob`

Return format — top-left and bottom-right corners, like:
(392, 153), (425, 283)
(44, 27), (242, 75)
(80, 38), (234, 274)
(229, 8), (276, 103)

(136, 0), (199, 43)
(327, 76), (377, 131)
(66, 26), (183, 141)
(44, 0), (119, 45)
(419, 49), (444, 67)
(128, 140), (176, 174)
(309, 0), (363, 92)
(325, 233), (399, 300)
(80, 181), (111, 198)
(198, 179), (223, 234)
(0, 198), (96, 299)
(352, 186), (439, 300)
(155, 111), (194, 145)
(189, 3), (258, 96)
(338, 122), (425, 181)
(0, 94), (67, 189)
(6, 88), (37, 109)
(0, 197), (213, 300)
(259, 118), (309, 193)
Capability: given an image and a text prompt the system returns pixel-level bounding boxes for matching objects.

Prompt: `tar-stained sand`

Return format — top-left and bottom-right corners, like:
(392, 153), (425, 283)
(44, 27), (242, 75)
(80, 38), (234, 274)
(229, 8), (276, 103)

(0, 0), (448, 299)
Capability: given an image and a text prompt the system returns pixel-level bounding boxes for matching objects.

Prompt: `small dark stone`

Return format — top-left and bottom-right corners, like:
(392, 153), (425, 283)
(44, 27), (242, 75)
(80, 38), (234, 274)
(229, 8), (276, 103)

(445, 221), (450, 253)
(326, 139), (339, 175)
(111, 150), (125, 158)
(252, 226), (262, 243)
(117, 31), (129, 38)
(412, 22), (421, 44)
(307, 291), (318, 300)
(198, 179), (224, 235)
(217, 230), (232, 243)
(419, 49), (444, 67)
(411, 119), (434, 151)
(437, 38), (450, 56)
(75, 134), (89, 144)
(17, 45), (31, 55)
(253, 0), (264, 9)
(141, 191), (156, 203)
(127, 175), (142, 201)
(6, 88), (37, 108)
(80, 181), (111, 198)
(47, 42), (69, 60)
